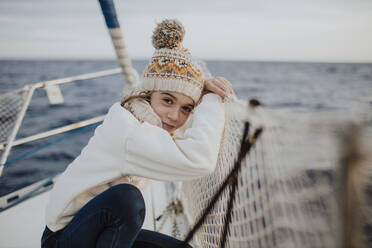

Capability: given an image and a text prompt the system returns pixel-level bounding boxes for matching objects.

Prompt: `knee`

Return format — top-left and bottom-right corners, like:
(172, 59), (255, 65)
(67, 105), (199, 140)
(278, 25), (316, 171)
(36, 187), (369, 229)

(106, 184), (145, 222)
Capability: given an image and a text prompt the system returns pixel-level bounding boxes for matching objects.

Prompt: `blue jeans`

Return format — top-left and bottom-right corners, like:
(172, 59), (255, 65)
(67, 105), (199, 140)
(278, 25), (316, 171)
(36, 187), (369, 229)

(41, 184), (192, 248)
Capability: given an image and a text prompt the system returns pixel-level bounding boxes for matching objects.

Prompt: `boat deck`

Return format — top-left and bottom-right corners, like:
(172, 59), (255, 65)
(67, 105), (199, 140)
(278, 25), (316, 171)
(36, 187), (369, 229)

(0, 180), (184, 247)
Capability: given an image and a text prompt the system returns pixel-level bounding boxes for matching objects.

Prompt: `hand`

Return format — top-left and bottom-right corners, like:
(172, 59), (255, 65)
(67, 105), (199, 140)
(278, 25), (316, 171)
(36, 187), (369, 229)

(202, 77), (234, 102)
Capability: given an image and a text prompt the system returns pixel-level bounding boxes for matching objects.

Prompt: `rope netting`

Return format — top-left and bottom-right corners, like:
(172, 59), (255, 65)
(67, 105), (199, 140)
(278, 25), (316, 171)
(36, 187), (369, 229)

(0, 89), (29, 144)
(179, 99), (372, 248)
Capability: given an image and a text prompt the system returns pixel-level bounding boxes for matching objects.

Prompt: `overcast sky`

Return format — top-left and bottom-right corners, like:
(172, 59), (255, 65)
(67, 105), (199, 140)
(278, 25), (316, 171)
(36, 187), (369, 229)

(1, 0), (371, 62)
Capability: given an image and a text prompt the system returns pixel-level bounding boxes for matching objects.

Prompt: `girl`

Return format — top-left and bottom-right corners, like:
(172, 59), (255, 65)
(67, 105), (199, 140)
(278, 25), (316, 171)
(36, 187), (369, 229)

(42, 19), (234, 248)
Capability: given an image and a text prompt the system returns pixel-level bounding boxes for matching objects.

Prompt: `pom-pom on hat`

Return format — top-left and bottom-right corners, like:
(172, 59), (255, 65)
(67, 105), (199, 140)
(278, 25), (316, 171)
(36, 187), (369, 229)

(138, 19), (204, 103)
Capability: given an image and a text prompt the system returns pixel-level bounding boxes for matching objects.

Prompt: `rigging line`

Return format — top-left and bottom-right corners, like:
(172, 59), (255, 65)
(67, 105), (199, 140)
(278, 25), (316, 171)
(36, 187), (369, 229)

(220, 167), (240, 248)
(3, 122), (101, 166)
(177, 122), (249, 247)
(177, 123), (263, 248)
(220, 126), (263, 248)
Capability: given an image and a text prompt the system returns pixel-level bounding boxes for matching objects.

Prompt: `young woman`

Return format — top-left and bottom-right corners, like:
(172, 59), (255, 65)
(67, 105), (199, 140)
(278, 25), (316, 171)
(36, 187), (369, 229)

(42, 19), (234, 248)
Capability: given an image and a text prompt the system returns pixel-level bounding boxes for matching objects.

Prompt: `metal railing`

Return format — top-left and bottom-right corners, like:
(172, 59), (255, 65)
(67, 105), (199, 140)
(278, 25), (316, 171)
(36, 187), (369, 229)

(0, 68), (123, 176)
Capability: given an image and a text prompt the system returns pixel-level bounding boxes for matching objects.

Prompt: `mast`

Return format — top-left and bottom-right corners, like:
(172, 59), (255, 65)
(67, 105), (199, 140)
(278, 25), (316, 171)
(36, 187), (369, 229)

(98, 0), (137, 88)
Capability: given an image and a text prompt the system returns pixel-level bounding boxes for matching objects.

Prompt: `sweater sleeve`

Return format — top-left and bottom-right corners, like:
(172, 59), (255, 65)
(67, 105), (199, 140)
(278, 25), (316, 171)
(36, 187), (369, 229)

(124, 93), (225, 181)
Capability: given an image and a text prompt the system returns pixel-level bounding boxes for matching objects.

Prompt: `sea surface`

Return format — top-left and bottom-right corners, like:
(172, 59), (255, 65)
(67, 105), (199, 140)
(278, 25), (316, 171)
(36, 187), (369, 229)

(0, 59), (371, 196)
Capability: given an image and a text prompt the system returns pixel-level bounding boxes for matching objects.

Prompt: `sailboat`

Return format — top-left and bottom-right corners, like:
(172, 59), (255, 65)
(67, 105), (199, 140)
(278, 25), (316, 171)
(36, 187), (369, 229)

(1, 0), (371, 247)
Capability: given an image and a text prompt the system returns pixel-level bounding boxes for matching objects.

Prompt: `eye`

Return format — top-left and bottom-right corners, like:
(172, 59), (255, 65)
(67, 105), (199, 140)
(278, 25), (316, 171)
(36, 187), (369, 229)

(162, 98), (173, 104)
(181, 106), (193, 114)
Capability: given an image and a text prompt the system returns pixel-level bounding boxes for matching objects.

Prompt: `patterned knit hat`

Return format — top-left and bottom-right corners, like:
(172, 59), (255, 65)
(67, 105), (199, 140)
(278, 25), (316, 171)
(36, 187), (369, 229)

(137, 19), (204, 103)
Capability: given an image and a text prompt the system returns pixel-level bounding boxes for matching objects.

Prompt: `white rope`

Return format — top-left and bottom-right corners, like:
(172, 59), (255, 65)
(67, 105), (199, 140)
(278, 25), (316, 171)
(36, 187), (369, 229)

(108, 28), (138, 88)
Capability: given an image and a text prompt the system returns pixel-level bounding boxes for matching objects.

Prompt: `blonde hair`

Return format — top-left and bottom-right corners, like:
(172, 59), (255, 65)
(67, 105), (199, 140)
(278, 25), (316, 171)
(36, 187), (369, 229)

(120, 91), (152, 108)
(120, 90), (163, 128)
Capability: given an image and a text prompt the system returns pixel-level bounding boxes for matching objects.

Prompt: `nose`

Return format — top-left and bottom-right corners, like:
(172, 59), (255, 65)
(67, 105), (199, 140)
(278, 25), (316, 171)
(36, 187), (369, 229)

(167, 108), (179, 122)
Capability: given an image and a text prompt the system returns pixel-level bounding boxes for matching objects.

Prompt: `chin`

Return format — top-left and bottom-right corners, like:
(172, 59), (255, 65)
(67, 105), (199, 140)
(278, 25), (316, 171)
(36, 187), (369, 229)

(167, 128), (176, 133)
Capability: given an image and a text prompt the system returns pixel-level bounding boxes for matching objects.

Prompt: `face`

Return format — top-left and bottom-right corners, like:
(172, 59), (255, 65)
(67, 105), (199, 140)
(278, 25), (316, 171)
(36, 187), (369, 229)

(150, 91), (195, 133)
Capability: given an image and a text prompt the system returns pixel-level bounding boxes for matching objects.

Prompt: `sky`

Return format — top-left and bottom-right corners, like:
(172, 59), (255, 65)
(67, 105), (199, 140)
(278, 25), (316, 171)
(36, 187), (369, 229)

(0, 0), (372, 62)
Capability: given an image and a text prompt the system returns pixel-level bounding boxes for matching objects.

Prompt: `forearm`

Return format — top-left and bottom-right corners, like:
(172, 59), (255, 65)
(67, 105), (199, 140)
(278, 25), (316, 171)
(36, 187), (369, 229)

(124, 94), (225, 181)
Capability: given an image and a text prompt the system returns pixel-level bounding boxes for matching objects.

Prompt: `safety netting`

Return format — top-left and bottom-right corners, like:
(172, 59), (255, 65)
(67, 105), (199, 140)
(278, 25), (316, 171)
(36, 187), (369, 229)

(0, 88), (29, 144)
(180, 98), (372, 248)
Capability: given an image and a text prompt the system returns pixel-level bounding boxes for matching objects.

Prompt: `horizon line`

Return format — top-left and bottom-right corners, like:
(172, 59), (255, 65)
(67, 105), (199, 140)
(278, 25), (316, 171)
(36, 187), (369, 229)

(1, 57), (372, 65)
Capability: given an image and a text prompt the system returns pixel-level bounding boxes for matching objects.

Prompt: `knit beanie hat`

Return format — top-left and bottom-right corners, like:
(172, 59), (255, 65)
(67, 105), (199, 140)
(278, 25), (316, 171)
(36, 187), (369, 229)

(136, 19), (204, 103)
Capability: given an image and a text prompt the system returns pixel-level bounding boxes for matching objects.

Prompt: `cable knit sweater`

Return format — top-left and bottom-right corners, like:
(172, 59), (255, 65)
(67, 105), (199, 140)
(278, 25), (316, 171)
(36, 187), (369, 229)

(45, 94), (225, 232)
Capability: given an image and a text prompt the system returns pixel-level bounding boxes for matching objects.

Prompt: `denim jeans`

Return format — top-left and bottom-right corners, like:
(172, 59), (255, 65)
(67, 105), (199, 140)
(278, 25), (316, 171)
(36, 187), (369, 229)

(41, 184), (192, 248)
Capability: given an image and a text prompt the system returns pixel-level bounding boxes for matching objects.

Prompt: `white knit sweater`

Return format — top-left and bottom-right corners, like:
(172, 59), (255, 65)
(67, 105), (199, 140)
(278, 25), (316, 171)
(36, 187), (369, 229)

(45, 94), (225, 232)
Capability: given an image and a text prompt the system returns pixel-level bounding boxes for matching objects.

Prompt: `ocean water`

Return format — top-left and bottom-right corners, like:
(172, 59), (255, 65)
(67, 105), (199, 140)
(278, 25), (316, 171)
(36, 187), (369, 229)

(0, 59), (371, 196)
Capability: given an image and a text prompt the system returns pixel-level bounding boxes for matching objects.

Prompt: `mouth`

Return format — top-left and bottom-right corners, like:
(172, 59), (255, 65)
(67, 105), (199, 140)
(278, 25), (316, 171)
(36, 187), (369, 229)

(162, 122), (175, 131)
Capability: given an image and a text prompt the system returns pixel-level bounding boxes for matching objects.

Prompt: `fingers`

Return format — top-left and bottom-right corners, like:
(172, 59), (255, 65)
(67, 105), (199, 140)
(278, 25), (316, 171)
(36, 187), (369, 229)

(203, 77), (234, 101)
(206, 81), (227, 100)
(215, 77), (233, 94)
